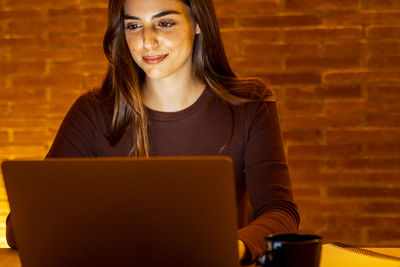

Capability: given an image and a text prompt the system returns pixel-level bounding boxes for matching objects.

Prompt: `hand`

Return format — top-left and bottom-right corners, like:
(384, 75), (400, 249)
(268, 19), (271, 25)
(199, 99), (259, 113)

(238, 240), (246, 261)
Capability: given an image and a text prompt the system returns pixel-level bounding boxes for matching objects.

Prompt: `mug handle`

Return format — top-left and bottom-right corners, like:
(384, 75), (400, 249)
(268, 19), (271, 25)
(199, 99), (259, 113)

(255, 246), (274, 266)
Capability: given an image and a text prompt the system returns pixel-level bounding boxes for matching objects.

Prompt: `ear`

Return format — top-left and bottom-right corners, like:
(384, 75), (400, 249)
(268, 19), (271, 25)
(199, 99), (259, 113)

(195, 24), (201, 35)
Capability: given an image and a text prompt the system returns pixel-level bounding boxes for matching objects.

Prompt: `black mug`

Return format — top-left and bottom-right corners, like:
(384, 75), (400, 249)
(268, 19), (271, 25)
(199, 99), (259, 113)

(257, 233), (322, 267)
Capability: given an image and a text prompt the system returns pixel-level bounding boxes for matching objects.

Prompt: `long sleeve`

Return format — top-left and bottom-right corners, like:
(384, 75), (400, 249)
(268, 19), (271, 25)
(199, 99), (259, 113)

(238, 101), (300, 263)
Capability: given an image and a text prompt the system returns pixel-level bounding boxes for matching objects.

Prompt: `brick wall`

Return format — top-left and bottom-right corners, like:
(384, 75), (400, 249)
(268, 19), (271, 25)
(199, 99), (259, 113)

(0, 0), (399, 248)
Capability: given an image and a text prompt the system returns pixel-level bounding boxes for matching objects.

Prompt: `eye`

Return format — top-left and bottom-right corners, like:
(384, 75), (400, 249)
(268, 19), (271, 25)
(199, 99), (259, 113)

(126, 23), (141, 31)
(159, 21), (175, 28)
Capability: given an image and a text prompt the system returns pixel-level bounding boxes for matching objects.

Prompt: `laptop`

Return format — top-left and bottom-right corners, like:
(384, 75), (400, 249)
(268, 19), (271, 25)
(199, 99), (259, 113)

(2, 156), (240, 267)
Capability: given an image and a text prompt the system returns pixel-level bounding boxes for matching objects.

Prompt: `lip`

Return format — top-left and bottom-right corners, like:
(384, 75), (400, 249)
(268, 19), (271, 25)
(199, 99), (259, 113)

(142, 54), (168, 64)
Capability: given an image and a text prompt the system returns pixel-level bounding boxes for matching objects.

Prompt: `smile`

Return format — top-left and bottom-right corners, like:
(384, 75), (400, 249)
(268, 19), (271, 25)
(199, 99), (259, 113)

(142, 55), (168, 64)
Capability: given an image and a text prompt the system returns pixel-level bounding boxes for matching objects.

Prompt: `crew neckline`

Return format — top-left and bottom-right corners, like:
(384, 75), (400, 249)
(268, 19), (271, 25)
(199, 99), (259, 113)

(145, 86), (210, 122)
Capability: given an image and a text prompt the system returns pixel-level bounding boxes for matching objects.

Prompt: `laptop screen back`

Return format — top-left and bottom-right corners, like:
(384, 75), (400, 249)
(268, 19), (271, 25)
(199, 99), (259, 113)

(2, 156), (240, 267)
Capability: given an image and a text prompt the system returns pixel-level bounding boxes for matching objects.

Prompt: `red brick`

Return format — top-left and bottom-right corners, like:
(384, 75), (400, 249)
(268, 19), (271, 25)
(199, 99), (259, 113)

(222, 29), (280, 44)
(325, 101), (400, 114)
(283, 129), (324, 145)
(47, 19), (84, 33)
(284, 115), (363, 128)
(242, 44), (319, 58)
(0, 89), (47, 102)
(360, 202), (400, 213)
(259, 73), (321, 85)
(84, 62), (108, 75)
(223, 43), (239, 59)
(292, 186), (321, 198)
(288, 159), (324, 170)
(80, 0), (108, 7)
(84, 75), (105, 90)
(365, 173), (400, 183)
(83, 46), (105, 61)
(0, 9), (42, 19)
(230, 59), (282, 74)
(0, 79), (7, 89)
(48, 7), (81, 18)
(48, 89), (84, 104)
(366, 114), (400, 127)
(0, 37), (44, 48)
(285, 27), (362, 42)
(366, 144), (400, 155)
(364, 0), (400, 9)
(297, 215), (326, 231)
(297, 200), (361, 214)
(327, 159), (400, 170)
(240, 15), (321, 27)
(48, 5), (107, 19)
(288, 145), (363, 159)
(286, 0), (360, 11)
(8, 20), (45, 35)
(367, 85), (400, 99)
(0, 119), (46, 129)
(4, 0), (56, 6)
(321, 84), (362, 98)
(367, 26), (400, 39)
(13, 132), (52, 145)
(48, 33), (103, 47)
(214, 1), (279, 15)
(0, 63), (45, 75)
(323, 42), (367, 56)
(286, 57), (360, 70)
(10, 104), (71, 119)
(285, 86), (321, 100)
(368, 41), (400, 55)
(12, 77), (84, 90)
(0, 145), (47, 159)
(0, 132), (9, 145)
(323, 11), (400, 25)
(217, 16), (237, 28)
(0, 104), (8, 116)
(367, 56), (400, 68)
(324, 71), (400, 83)
(48, 62), (93, 76)
(291, 171), (364, 184)
(327, 186), (400, 198)
(367, 230), (400, 243)
(84, 18), (107, 33)
(327, 216), (400, 228)
(281, 102), (323, 115)
(82, 8), (107, 18)
(9, 48), (83, 62)
(326, 130), (400, 144)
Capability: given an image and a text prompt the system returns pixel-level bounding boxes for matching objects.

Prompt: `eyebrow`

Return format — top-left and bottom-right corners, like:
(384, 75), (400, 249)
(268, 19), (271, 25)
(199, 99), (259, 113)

(123, 10), (181, 20)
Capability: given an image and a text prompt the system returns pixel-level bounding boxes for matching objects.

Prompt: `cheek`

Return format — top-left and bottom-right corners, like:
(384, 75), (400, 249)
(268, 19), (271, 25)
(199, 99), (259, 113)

(125, 34), (140, 54)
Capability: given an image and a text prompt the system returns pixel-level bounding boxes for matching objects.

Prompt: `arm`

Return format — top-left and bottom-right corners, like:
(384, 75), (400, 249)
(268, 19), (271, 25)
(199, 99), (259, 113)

(238, 101), (300, 263)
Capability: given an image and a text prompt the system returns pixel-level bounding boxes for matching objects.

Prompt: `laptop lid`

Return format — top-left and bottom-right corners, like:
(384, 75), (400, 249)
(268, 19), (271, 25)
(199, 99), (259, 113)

(2, 156), (240, 267)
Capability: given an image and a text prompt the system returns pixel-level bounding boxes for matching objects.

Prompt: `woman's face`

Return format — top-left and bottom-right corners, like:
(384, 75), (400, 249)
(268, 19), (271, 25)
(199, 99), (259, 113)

(123, 0), (199, 81)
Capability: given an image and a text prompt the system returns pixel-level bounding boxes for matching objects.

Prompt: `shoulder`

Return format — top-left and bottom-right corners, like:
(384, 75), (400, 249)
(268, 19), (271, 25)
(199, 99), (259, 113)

(235, 100), (278, 131)
(55, 90), (114, 141)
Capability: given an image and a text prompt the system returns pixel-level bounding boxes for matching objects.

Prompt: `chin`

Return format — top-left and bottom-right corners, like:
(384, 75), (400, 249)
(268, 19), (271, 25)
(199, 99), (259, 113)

(143, 69), (172, 81)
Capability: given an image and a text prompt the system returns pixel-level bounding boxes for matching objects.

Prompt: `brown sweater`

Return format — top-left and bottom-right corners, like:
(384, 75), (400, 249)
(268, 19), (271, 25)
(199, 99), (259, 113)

(7, 86), (299, 263)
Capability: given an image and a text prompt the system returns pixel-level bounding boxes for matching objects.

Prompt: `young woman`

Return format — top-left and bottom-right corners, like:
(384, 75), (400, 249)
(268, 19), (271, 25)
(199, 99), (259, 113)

(7, 0), (300, 264)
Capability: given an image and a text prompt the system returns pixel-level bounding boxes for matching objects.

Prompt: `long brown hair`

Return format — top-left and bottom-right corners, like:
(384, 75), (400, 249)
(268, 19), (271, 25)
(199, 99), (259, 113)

(102, 0), (274, 156)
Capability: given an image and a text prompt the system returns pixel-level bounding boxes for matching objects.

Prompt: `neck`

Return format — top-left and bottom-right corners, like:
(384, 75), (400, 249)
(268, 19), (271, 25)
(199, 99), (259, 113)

(142, 69), (205, 112)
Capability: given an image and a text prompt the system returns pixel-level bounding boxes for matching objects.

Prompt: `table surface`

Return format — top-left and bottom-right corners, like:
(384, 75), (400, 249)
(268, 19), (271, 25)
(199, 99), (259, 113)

(0, 246), (399, 266)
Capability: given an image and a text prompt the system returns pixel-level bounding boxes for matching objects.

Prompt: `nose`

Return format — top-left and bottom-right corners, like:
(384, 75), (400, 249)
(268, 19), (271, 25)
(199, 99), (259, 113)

(142, 27), (158, 50)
